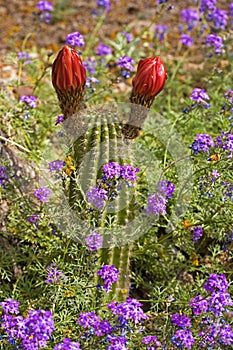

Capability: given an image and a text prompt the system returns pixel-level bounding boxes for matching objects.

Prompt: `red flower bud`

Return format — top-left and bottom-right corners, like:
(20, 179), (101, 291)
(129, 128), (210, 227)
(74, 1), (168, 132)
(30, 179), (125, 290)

(130, 56), (167, 108)
(52, 46), (86, 118)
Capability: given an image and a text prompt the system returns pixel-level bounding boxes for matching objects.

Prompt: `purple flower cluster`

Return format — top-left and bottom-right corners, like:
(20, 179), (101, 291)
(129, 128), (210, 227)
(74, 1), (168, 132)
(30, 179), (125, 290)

(87, 185), (108, 209)
(20, 95), (37, 108)
(142, 335), (162, 349)
(181, 8), (200, 30)
(206, 33), (224, 54)
(146, 193), (167, 216)
(171, 314), (192, 328)
(97, 264), (119, 292)
(230, 3), (233, 17)
(199, 322), (233, 347)
(117, 56), (135, 71)
(169, 274), (233, 348)
(122, 31), (133, 42)
(190, 226), (203, 242)
(83, 57), (97, 74)
(146, 179), (175, 216)
(190, 88), (210, 107)
(45, 262), (67, 284)
(171, 329), (195, 350)
(215, 131), (233, 159)
(85, 231), (103, 251)
(65, 32), (85, 47)
(27, 213), (40, 223)
(34, 187), (51, 202)
(96, 42), (112, 56)
(180, 34), (193, 47)
(155, 24), (169, 41)
(77, 311), (113, 337)
(78, 311), (100, 328)
(189, 295), (209, 315)
(190, 133), (214, 154)
(54, 338), (81, 350)
(106, 335), (128, 350)
(200, 0), (217, 14)
(49, 159), (65, 172)
(103, 162), (139, 182)
(18, 52), (32, 64)
(203, 273), (228, 293)
(209, 8), (228, 29)
(107, 298), (149, 323)
(157, 179), (175, 199)
(1, 299), (55, 350)
(0, 166), (8, 186)
(225, 89), (233, 103)
(37, 1), (53, 23)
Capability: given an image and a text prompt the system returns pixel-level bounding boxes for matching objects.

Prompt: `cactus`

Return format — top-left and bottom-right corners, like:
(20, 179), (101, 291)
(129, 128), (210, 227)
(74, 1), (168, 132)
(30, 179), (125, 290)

(52, 46), (167, 302)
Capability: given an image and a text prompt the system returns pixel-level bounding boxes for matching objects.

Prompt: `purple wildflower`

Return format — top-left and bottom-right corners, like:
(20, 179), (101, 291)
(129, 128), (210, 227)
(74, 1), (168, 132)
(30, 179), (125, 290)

(17, 52), (31, 60)
(122, 31), (133, 42)
(180, 34), (194, 47)
(97, 0), (111, 11)
(34, 187), (51, 202)
(142, 335), (162, 349)
(83, 57), (97, 74)
(2, 308), (55, 349)
(118, 56), (135, 71)
(97, 264), (119, 292)
(206, 34), (224, 54)
(87, 185), (108, 209)
(171, 329), (195, 350)
(45, 263), (67, 284)
(55, 115), (64, 125)
(190, 226), (203, 242)
(96, 42), (112, 56)
(190, 133), (214, 154)
(27, 213), (40, 223)
(49, 160), (65, 172)
(190, 295), (209, 315)
(212, 169), (219, 178)
(229, 3), (233, 17)
(215, 131), (233, 159)
(208, 291), (233, 316)
(0, 166), (8, 186)
(171, 314), (192, 328)
(181, 8), (200, 29)
(103, 162), (122, 178)
(224, 89), (233, 103)
(106, 335), (128, 350)
(200, 0), (217, 14)
(107, 298), (149, 323)
(209, 8), (228, 30)
(39, 12), (51, 23)
(37, 1), (53, 12)
(1, 299), (20, 315)
(203, 273), (229, 293)
(77, 311), (100, 328)
(65, 32), (85, 47)
(190, 87), (210, 106)
(54, 338), (81, 350)
(103, 162), (139, 182)
(85, 231), (103, 251)
(157, 179), (175, 199)
(155, 24), (169, 41)
(20, 95), (37, 108)
(146, 193), (167, 216)
(94, 319), (113, 336)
